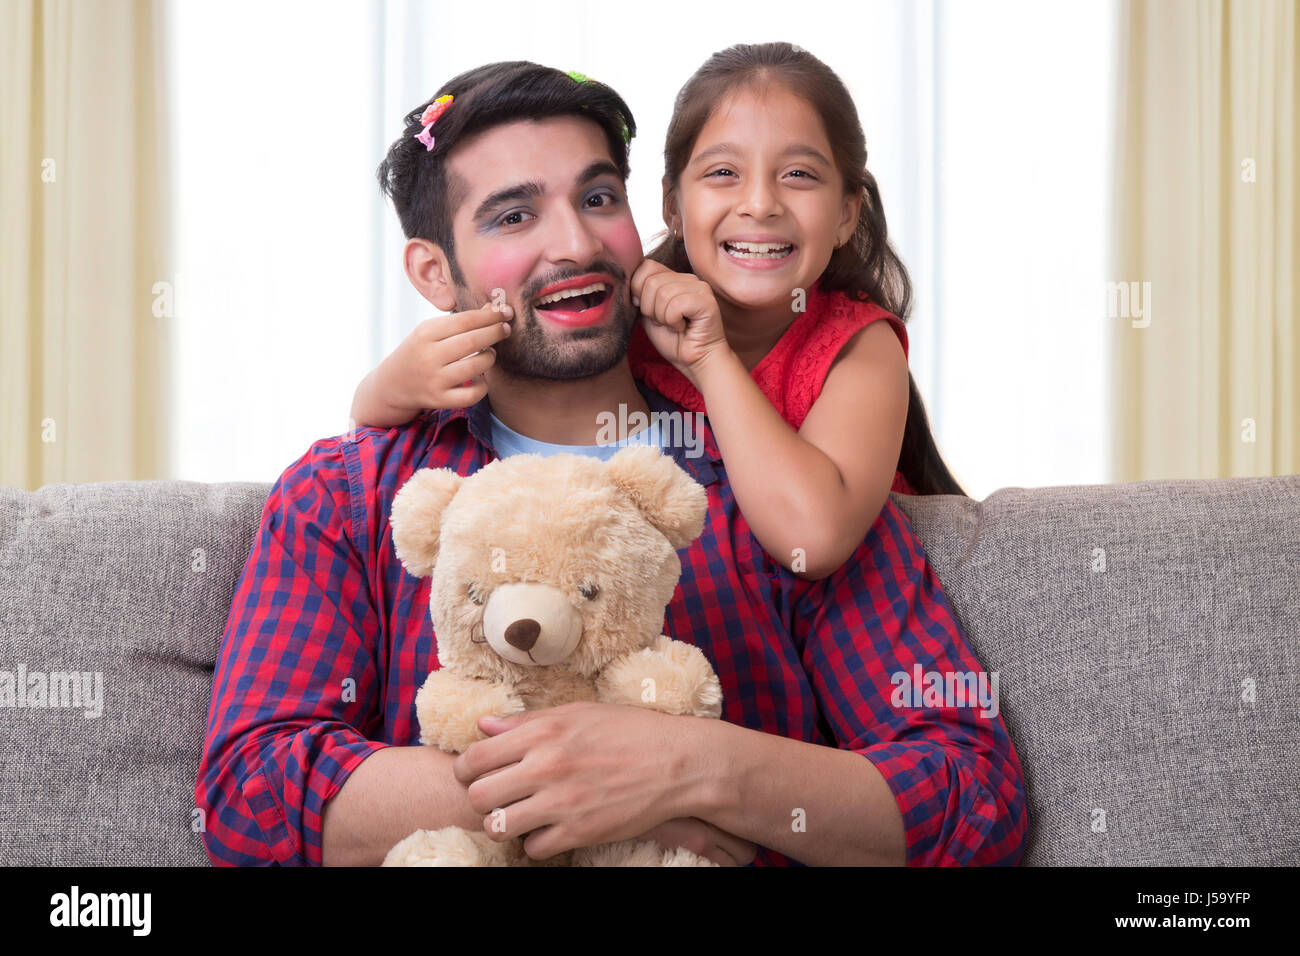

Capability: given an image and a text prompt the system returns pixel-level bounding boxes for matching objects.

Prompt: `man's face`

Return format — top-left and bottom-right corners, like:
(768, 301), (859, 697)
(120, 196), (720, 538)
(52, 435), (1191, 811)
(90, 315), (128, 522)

(443, 116), (644, 380)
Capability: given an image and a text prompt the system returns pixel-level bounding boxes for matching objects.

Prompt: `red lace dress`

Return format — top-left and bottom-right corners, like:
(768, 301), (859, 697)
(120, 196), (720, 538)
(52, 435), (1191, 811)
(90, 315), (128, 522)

(628, 280), (917, 495)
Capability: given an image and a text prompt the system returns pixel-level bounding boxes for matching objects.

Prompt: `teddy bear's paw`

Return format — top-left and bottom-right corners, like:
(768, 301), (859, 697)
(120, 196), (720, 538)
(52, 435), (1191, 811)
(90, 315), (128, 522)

(572, 839), (669, 867)
(573, 839), (720, 866)
(597, 638), (723, 719)
(415, 671), (526, 752)
(658, 846), (720, 867)
(383, 827), (535, 866)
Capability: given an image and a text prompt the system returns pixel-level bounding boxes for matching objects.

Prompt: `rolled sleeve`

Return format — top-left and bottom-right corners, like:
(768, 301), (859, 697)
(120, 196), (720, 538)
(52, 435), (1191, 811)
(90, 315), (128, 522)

(794, 503), (1029, 866)
(195, 438), (390, 866)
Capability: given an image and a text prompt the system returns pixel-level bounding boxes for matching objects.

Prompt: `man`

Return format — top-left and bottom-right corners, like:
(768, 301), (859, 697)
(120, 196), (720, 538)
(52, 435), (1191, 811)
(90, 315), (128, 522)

(195, 61), (1027, 866)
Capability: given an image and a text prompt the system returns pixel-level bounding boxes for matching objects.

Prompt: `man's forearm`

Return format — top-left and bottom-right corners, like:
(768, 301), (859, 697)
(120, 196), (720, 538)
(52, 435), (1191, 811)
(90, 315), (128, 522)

(685, 718), (907, 866)
(321, 745), (482, 866)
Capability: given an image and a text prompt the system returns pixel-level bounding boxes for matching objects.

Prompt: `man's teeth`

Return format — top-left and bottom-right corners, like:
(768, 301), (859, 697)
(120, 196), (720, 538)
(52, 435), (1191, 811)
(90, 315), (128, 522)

(536, 282), (608, 306)
(724, 241), (793, 259)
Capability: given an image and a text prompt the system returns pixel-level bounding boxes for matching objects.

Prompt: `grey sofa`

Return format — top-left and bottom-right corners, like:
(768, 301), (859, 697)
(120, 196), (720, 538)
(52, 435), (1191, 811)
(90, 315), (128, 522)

(2, 475), (1296, 866)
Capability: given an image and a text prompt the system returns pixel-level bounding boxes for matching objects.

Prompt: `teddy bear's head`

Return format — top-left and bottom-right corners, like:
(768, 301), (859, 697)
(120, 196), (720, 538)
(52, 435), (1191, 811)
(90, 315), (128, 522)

(389, 444), (708, 682)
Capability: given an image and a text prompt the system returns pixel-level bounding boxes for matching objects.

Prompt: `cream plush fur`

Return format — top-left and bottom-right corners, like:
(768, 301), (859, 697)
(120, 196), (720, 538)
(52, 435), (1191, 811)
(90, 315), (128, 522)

(381, 444), (725, 867)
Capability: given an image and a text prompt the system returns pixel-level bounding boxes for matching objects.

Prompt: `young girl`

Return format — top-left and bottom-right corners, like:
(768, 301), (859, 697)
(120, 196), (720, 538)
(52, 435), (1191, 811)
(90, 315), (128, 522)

(352, 42), (964, 581)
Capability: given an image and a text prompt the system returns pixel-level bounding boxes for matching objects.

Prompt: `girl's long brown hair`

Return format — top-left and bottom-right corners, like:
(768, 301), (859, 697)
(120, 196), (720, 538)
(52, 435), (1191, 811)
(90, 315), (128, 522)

(646, 42), (967, 497)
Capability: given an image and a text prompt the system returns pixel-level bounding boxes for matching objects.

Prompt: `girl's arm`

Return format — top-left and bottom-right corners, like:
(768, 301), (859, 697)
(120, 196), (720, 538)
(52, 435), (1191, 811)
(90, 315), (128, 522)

(631, 260), (908, 581)
(350, 304), (514, 429)
(691, 321), (909, 580)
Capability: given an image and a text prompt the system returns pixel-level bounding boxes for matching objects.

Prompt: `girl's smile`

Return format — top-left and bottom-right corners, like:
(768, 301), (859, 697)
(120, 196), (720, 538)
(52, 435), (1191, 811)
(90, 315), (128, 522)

(672, 83), (859, 323)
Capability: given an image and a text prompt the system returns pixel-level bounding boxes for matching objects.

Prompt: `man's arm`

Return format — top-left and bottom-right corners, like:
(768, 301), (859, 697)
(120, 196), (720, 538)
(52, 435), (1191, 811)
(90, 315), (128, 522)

(195, 436), (474, 865)
(770, 505), (1030, 865)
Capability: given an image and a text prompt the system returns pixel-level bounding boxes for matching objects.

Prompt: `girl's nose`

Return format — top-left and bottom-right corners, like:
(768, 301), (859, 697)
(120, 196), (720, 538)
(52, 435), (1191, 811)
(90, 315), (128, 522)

(736, 177), (784, 219)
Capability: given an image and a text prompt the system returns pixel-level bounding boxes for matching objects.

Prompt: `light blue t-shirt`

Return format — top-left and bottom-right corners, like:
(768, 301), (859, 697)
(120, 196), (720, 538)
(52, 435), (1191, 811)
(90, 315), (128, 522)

(489, 411), (663, 461)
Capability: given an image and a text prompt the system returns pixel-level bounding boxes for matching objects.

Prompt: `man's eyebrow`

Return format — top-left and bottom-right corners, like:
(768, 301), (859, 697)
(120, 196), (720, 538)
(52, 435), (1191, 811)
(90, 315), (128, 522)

(690, 142), (833, 167)
(471, 180), (545, 224)
(470, 160), (624, 226)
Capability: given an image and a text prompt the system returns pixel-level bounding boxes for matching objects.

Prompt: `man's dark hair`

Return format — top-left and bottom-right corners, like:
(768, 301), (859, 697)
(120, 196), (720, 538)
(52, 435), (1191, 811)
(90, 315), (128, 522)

(376, 61), (637, 286)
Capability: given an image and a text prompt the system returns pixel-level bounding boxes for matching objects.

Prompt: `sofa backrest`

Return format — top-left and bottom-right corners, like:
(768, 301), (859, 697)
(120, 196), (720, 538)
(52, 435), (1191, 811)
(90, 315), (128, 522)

(893, 475), (1300, 865)
(0, 480), (269, 865)
(1, 475), (1296, 865)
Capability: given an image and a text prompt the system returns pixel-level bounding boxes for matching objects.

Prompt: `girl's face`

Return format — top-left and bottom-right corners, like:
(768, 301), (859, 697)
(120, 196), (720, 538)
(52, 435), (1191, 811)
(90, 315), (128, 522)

(671, 83), (860, 320)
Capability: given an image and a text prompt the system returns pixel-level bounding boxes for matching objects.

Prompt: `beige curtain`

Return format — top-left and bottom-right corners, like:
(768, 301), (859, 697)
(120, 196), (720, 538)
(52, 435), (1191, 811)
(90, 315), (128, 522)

(1, 0), (172, 490)
(1111, 0), (1298, 482)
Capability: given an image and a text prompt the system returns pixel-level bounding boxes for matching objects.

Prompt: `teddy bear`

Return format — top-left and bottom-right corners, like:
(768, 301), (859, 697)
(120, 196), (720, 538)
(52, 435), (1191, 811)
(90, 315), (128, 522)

(381, 443), (725, 867)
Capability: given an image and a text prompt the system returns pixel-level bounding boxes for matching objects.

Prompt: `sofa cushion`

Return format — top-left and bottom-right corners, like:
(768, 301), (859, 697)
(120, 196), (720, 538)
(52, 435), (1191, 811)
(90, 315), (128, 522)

(892, 475), (1300, 865)
(0, 480), (270, 865)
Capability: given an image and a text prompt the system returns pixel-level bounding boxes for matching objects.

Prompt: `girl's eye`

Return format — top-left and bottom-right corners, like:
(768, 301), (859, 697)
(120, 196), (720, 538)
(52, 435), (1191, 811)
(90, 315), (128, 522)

(705, 168), (736, 179)
(787, 169), (815, 179)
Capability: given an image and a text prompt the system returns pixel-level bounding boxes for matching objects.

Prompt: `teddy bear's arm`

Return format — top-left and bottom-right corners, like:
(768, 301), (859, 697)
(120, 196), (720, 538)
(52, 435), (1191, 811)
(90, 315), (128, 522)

(414, 669), (527, 753)
(595, 635), (723, 719)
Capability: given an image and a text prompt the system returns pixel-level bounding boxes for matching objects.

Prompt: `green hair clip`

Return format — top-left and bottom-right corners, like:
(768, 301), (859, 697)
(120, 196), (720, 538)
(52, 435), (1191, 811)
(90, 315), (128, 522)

(567, 69), (631, 143)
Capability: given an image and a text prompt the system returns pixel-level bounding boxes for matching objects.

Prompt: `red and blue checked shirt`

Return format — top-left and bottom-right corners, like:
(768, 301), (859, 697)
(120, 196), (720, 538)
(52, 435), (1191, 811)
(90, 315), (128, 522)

(196, 379), (1028, 866)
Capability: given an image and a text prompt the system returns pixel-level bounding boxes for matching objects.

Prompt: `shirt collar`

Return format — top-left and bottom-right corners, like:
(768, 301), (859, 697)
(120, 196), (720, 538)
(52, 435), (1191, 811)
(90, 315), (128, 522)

(438, 378), (719, 486)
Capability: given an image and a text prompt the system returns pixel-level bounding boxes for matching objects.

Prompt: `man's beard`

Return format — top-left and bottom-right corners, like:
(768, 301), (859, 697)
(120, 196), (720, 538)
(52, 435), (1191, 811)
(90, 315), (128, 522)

(461, 265), (634, 381)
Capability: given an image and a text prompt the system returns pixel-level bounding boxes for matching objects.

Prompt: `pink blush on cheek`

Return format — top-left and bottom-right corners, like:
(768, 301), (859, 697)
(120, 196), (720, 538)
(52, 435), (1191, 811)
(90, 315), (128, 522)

(475, 247), (536, 305)
(602, 220), (644, 272)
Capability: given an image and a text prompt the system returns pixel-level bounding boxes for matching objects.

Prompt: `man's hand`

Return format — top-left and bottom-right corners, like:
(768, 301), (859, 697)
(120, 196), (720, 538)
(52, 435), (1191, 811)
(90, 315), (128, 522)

(452, 701), (741, 861)
(630, 259), (733, 385)
(637, 817), (758, 866)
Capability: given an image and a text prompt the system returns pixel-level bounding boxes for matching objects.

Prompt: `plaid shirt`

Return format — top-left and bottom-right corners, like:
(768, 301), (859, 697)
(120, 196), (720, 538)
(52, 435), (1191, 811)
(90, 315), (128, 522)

(196, 380), (1028, 866)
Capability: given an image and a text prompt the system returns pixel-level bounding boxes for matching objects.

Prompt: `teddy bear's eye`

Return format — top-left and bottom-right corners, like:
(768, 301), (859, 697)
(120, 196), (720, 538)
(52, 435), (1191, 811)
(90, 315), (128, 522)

(579, 581), (600, 601)
(467, 583), (485, 606)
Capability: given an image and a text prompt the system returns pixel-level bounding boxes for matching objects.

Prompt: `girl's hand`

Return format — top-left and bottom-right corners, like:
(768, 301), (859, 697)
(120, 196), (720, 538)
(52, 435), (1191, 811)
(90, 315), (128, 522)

(352, 303), (513, 427)
(630, 260), (732, 385)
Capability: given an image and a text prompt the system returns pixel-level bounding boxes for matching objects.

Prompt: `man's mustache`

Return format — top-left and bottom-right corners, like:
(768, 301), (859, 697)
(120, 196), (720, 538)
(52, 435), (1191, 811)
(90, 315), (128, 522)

(519, 261), (628, 306)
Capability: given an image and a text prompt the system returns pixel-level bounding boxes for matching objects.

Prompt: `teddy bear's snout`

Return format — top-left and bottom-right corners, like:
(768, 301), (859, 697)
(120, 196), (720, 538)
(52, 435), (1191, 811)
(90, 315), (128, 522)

(481, 582), (584, 667)
(504, 619), (540, 651)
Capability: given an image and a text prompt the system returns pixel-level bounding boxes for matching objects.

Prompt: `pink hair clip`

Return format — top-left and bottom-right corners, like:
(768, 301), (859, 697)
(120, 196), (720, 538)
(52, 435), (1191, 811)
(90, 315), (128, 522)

(414, 94), (454, 151)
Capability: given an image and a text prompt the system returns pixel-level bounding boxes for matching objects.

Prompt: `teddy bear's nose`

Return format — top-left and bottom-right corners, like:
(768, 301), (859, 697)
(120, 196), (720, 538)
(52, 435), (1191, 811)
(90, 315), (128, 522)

(504, 618), (541, 652)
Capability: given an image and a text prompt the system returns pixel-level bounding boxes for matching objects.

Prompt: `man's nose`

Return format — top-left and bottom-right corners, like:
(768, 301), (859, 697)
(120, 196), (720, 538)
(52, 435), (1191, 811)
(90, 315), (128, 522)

(546, 205), (604, 265)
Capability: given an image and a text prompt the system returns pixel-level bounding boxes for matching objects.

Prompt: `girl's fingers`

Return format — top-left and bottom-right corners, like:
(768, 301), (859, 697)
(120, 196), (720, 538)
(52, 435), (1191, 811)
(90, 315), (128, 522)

(441, 347), (496, 387)
(432, 303), (514, 341)
(441, 380), (489, 407)
(440, 317), (512, 361)
(629, 258), (670, 301)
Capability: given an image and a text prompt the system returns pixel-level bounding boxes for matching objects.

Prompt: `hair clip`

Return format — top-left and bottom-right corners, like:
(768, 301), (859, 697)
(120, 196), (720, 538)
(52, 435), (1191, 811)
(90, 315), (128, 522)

(566, 70), (631, 144)
(414, 94), (454, 151)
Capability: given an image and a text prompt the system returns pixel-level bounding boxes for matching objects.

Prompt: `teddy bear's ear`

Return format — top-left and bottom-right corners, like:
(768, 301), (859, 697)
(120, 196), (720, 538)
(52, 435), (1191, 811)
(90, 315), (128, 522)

(390, 467), (464, 577)
(606, 445), (708, 550)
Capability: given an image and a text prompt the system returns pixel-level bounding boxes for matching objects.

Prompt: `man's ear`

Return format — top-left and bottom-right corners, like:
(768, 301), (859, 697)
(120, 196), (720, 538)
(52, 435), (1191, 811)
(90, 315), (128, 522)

(404, 238), (459, 313)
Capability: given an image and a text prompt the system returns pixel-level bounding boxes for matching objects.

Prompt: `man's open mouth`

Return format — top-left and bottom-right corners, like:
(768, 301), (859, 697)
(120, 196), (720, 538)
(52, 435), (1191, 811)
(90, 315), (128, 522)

(534, 282), (612, 313)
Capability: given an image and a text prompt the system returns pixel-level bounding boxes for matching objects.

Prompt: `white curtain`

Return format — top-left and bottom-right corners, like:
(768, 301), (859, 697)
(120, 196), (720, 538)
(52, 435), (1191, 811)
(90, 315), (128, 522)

(1111, 0), (1298, 482)
(1, 0), (172, 490)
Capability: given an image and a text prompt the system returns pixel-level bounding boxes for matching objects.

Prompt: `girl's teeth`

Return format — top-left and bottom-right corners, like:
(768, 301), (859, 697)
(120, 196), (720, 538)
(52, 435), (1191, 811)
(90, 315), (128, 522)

(724, 242), (793, 260)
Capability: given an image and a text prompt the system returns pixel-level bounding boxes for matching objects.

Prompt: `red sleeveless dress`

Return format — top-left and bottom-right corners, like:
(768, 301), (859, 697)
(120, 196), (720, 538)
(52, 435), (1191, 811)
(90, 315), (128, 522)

(628, 280), (917, 495)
